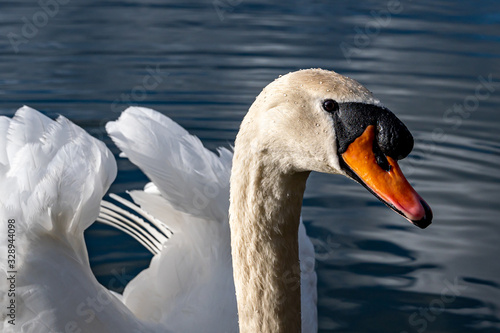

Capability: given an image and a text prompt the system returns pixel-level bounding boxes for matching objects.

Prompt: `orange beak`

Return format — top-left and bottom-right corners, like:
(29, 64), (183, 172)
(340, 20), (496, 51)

(341, 125), (432, 228)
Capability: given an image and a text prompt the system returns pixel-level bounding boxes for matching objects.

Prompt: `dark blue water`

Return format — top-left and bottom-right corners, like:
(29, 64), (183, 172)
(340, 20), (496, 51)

(1, 1), (499, 332)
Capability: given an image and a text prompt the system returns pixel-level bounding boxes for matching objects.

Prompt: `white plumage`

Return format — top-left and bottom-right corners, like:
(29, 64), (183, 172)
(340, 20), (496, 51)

(0, 106), (317, 332)
(0, 106), (157, 333)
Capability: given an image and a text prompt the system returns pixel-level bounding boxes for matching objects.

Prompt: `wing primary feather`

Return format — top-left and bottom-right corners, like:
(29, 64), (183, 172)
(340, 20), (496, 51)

(97, 207), (161, 255)
(98, 194), (171, 255)
(110, 193), (173, 238)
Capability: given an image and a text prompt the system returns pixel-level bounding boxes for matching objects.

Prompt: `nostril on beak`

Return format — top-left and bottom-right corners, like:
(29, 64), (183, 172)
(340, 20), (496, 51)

(373, 141), (391, 172)
(376, 154), (391, 172)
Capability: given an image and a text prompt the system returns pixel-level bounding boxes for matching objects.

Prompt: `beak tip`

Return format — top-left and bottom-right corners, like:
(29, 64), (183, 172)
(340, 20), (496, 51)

(411, 199), (433, 229)
(413, 218), (432, 229)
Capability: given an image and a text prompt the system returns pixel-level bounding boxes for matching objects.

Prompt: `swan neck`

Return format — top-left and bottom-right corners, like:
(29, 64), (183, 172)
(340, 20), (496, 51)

(229, 150), (309, 333)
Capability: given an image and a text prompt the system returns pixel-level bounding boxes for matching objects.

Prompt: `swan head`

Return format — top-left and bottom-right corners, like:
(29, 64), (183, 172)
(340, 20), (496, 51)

(237, 68), (432, 228)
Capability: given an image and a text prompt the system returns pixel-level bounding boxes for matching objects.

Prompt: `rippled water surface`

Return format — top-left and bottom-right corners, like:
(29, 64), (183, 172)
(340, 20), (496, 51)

(1, 1), (499, 332)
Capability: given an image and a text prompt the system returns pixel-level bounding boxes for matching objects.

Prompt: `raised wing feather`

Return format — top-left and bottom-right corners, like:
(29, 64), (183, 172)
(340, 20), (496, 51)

(0, 107), (158, 333)
(106, 107), (232, 223)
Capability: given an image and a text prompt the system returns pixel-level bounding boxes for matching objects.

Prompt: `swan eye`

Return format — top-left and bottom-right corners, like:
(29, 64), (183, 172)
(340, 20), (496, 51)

(322, 99), (339, 113)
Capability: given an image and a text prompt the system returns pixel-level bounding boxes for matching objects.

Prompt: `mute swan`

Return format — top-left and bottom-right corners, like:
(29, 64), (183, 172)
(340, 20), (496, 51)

(0, 69), (431, 333)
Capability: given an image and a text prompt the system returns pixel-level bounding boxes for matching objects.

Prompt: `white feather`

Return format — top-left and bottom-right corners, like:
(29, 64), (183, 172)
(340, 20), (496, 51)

(0, 107), (159, 333)
(106, 107), (232, 222)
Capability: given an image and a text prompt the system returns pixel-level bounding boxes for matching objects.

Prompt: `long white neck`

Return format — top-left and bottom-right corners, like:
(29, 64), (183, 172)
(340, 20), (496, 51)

(229, 145), (309, 333)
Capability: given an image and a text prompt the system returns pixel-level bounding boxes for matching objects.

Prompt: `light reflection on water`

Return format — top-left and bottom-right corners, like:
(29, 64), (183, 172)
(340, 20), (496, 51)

(1, 0), (499, 331)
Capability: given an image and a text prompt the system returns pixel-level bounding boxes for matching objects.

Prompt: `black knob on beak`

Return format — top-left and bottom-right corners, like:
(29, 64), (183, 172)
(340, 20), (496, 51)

(333, 102), (414, 162)
(376, 110), (414, 161)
